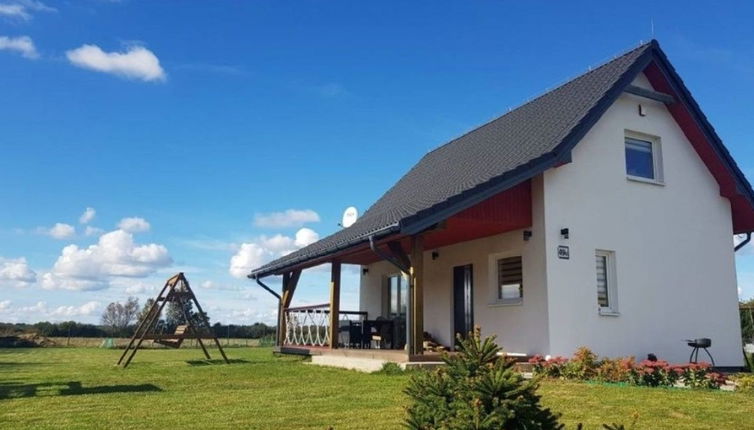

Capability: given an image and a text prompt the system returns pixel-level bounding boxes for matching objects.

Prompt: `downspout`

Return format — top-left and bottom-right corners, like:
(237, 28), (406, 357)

(369, 235), (409, 273)
(735, 233), (752, 252)
(369, 235), (414, 355)
(250, 274), (282, 346)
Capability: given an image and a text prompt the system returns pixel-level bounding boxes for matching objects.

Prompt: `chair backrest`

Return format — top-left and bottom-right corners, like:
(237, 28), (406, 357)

(174, 325), (189, 335)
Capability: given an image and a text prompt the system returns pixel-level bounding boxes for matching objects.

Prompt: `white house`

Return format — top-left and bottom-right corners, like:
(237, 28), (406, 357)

(251, 40), (754, 369)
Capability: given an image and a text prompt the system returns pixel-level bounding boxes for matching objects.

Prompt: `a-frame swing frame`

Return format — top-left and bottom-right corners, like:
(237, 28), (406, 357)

(117, 272), (229, 368)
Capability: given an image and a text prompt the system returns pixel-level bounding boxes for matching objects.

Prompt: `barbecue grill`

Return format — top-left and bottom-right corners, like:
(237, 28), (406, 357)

(685, 338), (715, 366)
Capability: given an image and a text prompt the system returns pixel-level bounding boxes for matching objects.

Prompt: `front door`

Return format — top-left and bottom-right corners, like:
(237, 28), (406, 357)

(453, 264), (473, 348)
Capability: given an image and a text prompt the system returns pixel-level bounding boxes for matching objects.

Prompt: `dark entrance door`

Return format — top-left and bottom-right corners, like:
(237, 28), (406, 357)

(453, 264), (473, 347)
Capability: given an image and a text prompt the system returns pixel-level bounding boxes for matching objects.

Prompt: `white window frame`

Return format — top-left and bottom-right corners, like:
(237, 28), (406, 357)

(625, 130), (664, 185)
(488, 253), (523, 306)
(596, 250), (619, 316)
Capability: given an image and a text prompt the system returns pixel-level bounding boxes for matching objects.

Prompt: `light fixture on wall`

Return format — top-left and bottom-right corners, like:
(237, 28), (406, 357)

(560, 228), (570, 240)
(523, 230), (533, 241)
(362, 267), (369, 275)
(431, 251), (439, 260)
(638, 104), (647, 117)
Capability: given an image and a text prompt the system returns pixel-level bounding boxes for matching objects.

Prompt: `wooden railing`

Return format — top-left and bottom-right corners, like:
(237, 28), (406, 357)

(284, 304), (367, 347)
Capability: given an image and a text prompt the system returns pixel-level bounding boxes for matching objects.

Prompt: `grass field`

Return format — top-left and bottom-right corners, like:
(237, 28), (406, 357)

(42, 337), (265, 348)
(1, 347), (753, 429)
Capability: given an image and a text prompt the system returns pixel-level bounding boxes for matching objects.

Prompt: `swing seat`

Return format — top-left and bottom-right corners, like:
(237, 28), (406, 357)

(155, 325), (188, 348)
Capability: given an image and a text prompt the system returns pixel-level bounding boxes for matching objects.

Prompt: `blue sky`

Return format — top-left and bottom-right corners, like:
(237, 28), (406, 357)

(1, 1), (754, 324)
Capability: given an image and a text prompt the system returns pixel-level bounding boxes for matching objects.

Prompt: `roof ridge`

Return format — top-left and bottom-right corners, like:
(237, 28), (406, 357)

(420, 40), (655, 160)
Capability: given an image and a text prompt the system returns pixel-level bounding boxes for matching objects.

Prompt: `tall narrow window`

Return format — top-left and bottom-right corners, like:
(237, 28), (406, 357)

(388, 275), (407, 318)
(497, 256), (523, 303)
(596, 250), (617, 314)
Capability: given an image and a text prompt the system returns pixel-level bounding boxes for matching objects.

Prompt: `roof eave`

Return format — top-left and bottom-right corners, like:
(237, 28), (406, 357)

(249, 223), (400, 279)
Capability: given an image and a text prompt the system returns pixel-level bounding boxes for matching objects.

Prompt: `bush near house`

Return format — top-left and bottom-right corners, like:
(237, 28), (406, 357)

(404, 328), (563, 430)
(529, 349), (726, 389)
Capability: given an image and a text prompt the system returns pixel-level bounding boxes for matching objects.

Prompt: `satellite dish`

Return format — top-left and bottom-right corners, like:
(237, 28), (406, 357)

(341, 206), (358, 228)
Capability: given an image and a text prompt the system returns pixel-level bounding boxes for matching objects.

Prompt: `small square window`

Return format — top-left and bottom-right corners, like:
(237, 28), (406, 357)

(625, 137), (655, 179)
(497, 256), (522, 303)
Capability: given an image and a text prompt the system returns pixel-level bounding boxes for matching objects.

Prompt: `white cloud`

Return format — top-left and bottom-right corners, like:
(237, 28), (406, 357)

(0, 257), (36, 287)
(42, 229), (172, 291)
(230, 243), (270, 279)
(0, 35), (38, 58)
(229, 228), (320, 279)
(201, 280), (214, 289)
(84, 226), (104, 237)
(8, 300), (99, 320)
(294, 228), (319, 248)
(0, 1), (54, 21)
(0, 4), (28, 19)
(66, 44), (166, 82)
(51, 301), (99, 317)
(0, 300), (10, 311)
(19, 301), (46, 313)
(118, 217), (150, 233)
(79, 207), (96, 224)
(254, 209), (320, 228)
(47, 223), (75, 239)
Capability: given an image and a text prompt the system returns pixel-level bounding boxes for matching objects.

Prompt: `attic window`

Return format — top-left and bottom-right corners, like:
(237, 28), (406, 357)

(625, 132), (663, 184)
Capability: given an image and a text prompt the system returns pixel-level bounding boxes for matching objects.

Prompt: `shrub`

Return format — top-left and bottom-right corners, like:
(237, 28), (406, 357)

(405, 328), (563, 430)
(376, 362), (404, 375)
(628, 360), (680, 387)
(530, 349), (726, 389)
(562, 347), (598, 380)
(595, 357), (634, 383)
(529, 355), (569, 379)
(733, 373), (754, 392)
(676, 363), (724, 389)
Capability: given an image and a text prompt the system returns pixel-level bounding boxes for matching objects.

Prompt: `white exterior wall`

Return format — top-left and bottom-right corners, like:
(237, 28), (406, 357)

(359, 176), (549, 354)
(542, 73), (742, 366)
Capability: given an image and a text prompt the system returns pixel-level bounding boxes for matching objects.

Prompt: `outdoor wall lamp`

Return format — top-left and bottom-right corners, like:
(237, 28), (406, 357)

(362, 267), (369, 275)
(523, 230), (533, 241)
(560, 228), (570, 240)
(432, 251), (440, 260)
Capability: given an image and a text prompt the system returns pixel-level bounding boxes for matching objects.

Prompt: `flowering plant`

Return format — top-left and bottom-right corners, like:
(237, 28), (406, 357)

(530, 347), (726, 389)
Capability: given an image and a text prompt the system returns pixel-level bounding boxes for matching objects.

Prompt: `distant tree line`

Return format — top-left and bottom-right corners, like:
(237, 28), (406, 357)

(742, 298), (754, 344)
(0, 296), (276, 339)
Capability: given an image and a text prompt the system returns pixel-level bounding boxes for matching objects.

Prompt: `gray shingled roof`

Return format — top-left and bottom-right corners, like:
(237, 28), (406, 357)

(251, 41), (657, 277)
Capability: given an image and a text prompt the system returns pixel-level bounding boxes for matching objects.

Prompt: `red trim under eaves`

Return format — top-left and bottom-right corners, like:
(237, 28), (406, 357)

(643, 60), (754, 233)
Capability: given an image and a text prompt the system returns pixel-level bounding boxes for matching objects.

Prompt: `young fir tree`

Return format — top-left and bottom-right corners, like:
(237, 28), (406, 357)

(404, 327), (563, 430)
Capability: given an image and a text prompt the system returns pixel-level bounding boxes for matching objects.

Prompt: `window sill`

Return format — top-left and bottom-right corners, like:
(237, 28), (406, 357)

(599, 309), (620, 317)
(627, 175), (664, 186)
(488, 299), (523, 307)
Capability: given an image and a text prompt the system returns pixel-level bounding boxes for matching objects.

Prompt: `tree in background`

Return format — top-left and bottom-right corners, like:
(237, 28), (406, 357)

(100, 297), (139, 337)
(165, 299), (209, 331)
(741, 298), (754, 344)
(137, 298), (156, 325)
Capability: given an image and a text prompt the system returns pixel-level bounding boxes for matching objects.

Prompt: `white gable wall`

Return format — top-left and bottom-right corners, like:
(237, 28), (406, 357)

(542, 73), (743, 365)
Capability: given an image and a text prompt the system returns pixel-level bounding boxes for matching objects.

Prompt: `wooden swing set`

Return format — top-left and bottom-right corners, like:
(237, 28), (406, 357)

(117, 272), (229, 368)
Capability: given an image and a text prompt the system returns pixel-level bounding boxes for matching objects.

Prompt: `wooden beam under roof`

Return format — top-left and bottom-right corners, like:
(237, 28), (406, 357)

(624, 84), (675, 104)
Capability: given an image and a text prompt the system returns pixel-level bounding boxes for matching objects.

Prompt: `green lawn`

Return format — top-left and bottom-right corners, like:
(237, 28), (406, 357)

(0, 347), (752, 429)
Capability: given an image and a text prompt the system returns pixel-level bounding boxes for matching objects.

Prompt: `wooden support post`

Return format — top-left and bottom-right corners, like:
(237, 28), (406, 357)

(410, 235), (424, 355)
(329, 261), (342, 349)
(276, 272), (290, 347)
(277, 270), (301, 348)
